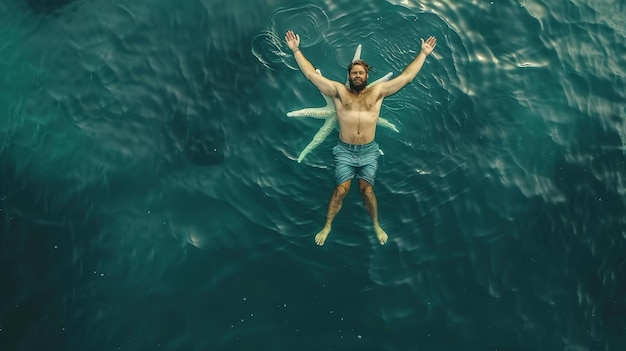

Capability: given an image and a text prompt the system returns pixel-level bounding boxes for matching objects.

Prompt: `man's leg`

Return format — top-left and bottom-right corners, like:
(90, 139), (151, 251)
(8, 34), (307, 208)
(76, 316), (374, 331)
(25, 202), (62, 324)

(358, 179), (388, 245)
(315, 180), (351, 245)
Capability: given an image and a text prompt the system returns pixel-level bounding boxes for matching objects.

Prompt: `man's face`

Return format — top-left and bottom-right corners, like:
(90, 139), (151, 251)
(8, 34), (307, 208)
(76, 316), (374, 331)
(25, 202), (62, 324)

(349, 64), (368, 92)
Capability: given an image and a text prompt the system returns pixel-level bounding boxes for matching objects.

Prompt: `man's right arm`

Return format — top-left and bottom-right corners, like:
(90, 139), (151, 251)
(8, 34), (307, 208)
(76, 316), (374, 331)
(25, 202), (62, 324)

(285, 30), (340, 97)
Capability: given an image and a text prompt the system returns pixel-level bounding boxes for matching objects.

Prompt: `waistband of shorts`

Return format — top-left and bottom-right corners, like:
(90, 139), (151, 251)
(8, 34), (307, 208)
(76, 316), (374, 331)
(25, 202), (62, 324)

(337, 139), (377, 150)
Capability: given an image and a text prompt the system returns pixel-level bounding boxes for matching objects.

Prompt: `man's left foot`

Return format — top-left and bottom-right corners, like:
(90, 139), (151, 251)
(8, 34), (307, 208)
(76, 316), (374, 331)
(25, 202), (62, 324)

(315, 226), (331, 246)
(375, 226), (388, 245)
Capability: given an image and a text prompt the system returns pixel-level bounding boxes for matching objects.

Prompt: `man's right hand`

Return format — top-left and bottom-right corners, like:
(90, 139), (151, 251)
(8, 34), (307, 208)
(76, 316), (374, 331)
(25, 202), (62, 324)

(285, 30), (301, 53)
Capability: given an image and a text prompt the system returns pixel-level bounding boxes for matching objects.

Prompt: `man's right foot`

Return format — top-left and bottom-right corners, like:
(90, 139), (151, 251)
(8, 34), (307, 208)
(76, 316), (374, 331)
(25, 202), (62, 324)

(315, 226), (331, 245)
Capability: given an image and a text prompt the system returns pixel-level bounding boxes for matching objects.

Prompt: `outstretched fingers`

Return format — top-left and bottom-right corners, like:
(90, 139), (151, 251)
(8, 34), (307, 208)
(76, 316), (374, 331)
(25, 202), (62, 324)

(285, 30), (301, 52)
(420, 36), (437, 55)
(425, 36), (437, 48)
(285, 31), (298, 42)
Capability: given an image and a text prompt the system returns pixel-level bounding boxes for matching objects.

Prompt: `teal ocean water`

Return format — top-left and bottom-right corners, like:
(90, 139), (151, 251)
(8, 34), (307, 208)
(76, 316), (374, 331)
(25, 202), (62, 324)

(1, 0), (625, 350)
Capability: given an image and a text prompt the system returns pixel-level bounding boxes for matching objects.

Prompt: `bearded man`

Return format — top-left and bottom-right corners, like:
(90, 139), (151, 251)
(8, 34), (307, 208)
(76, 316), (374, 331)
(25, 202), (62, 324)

(285, 30), (437, 246)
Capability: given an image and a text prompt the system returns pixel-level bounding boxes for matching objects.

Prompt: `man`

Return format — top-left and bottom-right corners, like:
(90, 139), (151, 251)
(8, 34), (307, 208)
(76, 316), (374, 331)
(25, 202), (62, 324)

(285, 30), (437, 246)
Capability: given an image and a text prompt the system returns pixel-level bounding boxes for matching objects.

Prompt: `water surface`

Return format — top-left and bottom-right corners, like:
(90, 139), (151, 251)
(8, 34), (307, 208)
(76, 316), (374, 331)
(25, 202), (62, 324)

(1, 0), (625, 350)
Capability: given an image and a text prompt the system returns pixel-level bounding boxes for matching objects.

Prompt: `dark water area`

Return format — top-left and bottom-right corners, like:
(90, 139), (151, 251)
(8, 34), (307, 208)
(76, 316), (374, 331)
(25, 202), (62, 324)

(1, 0), (625, 350)
(24, 0), (74, 14)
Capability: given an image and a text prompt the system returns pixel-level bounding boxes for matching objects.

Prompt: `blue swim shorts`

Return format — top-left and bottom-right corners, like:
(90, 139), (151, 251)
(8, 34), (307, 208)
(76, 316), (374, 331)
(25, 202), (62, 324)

(333, 140), (381, 185)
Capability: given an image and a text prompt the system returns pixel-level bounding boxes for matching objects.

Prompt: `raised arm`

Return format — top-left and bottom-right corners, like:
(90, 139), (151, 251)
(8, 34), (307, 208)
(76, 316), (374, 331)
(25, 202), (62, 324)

(285, 30), (342, 97)
(380, 36), (437, 97)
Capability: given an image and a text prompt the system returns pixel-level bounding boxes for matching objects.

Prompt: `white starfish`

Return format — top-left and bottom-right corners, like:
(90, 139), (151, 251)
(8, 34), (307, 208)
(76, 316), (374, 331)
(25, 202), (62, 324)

(287, 44), (400, 163)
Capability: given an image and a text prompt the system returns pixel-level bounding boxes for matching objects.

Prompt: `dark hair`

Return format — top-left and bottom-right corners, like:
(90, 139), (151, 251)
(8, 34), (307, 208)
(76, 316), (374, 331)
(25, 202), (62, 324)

(347, 59), (372, 73)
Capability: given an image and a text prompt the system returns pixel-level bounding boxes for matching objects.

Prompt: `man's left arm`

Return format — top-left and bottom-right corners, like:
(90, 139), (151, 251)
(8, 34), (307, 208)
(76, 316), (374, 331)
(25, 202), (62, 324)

(380, 36), (437, 97)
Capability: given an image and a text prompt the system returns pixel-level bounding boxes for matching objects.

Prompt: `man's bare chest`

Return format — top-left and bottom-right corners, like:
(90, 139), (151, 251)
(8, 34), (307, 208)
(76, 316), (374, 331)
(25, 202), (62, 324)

(339, 91), (380, 112)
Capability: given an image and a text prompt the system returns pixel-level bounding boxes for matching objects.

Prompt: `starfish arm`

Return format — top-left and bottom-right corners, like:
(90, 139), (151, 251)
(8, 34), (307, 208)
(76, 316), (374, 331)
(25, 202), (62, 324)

(352, 44), (362, 62)
(377, 117), (400, 133)
(368, 72), (393, 86)
(320, 93), (334, 105)
(287, 70), (337, 119)
(297, 117), (338, 163)
(287, 106), (334, 119)
(287, 92), (335, 119)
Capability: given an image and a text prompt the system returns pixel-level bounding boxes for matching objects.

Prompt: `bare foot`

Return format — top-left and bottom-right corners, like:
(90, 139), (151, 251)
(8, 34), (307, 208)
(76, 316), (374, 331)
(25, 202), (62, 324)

(375, 225), (388, 245)
(315, 226), (331, 246)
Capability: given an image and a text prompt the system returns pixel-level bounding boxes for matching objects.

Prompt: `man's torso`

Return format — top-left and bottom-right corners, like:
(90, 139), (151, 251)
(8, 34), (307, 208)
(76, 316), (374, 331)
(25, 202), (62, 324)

(334, 85), (384, 145)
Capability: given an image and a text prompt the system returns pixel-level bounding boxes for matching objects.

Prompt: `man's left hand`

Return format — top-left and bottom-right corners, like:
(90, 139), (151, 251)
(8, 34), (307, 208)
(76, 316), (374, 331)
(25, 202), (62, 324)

(420, 36), (437, 55)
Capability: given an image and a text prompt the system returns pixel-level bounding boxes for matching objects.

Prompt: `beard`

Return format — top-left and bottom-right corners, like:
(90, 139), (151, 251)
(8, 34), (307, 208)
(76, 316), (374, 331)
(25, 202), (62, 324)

(349, 78), (367, 92)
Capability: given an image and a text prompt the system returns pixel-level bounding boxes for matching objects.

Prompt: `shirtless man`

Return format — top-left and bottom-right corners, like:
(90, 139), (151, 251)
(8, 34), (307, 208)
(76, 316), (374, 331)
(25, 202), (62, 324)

(285, 30), (437, 246)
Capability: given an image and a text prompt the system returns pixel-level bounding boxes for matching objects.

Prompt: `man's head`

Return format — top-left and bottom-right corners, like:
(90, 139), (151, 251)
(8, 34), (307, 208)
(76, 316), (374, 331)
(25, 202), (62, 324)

(347, 59), (371, 92)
